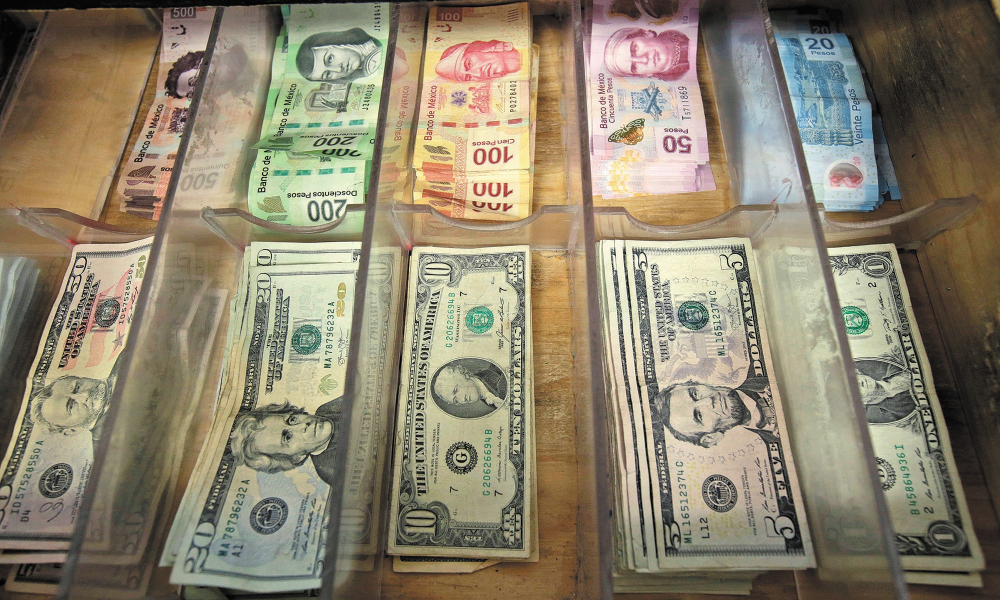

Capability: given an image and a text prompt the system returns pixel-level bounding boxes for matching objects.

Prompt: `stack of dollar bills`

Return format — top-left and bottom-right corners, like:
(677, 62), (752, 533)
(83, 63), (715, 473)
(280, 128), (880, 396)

(0, 239), (153, 559)
(597, 238), (814, 593)
(585, 0), (715, 198)
(771, 9), (902, 207)
(830, 244), (984, 586)
(0, 255), (38, 368)
(772, 10), (884, 211)
(411, 4), (538, 221)
(117, 9), (215, 220)
(161, 241), (377, 592)
(388, 246), (537, 572)
(249, 3), (389, 226)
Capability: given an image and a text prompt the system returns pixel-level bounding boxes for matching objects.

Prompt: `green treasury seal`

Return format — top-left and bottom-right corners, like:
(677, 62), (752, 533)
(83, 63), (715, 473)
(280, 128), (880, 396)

(465, 306), (494, 334)
(841, 306), (869, 335)
(291, 324), (322, 354)
(677, 300), (709, 330)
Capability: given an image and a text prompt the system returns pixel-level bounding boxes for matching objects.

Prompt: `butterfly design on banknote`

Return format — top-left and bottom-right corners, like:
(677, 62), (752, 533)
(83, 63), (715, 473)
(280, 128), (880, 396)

(608, 118), (645, 145)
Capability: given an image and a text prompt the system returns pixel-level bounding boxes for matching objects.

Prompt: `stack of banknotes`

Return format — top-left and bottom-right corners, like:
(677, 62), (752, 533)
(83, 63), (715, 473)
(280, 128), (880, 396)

(586, 0), (715, 198)
(831, 244), (984, 586)
(0, 239), (153, 558)
(411, 4), (538, 221)
(162, 241), (375, 591)
(249, 4), (389, 226)
(772, 9), (891, 211)
(597, 238), (814, 593)
(117, 9), (215, 220)
(0, 255), (38, 369)
(388, 246), (537, 572)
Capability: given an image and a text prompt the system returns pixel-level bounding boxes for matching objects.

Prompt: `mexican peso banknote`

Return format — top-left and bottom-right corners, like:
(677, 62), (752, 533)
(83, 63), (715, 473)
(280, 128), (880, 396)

(255, 3), (389, 157)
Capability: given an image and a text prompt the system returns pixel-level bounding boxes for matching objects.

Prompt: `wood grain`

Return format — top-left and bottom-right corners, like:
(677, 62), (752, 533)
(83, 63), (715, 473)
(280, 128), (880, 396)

(96, 41), (163, 231)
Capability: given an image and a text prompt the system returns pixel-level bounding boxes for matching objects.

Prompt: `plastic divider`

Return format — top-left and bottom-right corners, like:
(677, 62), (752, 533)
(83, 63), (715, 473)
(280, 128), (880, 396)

(820, 196), (981, 250)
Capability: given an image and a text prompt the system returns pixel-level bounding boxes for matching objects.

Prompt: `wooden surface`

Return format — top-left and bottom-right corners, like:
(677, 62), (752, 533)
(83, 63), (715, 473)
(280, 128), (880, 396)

(96, 42), (163, 232)
(0, 9), (158, 220)
(839, 0), (1000, 588)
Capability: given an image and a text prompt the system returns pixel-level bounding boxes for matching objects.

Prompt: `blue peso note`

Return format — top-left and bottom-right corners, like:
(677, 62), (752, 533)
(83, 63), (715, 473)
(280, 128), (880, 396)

(775, 32), (879, 211)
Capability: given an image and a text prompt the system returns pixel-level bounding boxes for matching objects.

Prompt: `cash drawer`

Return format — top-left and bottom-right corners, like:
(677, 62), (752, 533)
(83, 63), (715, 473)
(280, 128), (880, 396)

(0, 0), (993, 599)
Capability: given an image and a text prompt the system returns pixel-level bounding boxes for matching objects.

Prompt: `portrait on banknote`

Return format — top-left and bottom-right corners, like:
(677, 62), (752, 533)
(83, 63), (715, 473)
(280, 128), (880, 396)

(653, 377), (777, 448)
(603, 27), (690, 80)
(391, 46), (410, 81)
(430, 358), (508, 419)
(165, 51), (205, 99)
(28, 362), (118, 443)
(295, 27), (383, 82)
(434, 40), (522, 82)
(853, 357), (917, 424)
(607, 0), (679, 20)
(229, 397), (343, 487)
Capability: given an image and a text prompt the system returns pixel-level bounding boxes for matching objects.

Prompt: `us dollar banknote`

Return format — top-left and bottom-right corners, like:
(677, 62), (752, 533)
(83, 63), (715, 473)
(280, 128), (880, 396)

(0, 238), (153, 549)
(389, 246), (533, 559)
(829, 244), (984, 574)
(598, 238), (814, 572)
(168, 258), (358, 591)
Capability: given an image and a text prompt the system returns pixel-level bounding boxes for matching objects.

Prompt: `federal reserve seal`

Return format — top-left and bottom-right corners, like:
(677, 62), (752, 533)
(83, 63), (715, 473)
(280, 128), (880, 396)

(95, 298), (121, 328)
(38, 463), (73, 499)
(876, 457), (896, 491)
(702, 475), (737, 513)
(250, 497), (289, 535)
(678, 301), (709, 331)
(291, 324), (321, 355)
(445, 441), (478, 475)
(465, 306), (494, 334)
(841, 306), (870, 335)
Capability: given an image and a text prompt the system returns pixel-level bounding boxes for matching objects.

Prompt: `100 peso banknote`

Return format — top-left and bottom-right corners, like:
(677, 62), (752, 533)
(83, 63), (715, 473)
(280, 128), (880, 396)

(0, 238), (153, 549)
(412, 4), (533, 180)
(389, 246), (533, 559)
(829, 245), (984, 574)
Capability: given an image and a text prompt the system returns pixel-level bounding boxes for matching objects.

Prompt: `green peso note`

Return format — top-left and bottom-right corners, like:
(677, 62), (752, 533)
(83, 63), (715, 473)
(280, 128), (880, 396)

(249, 152), (367, 225)
(255, 3), (389, 156)
(248, 21), (369, 224)
(170, 264), (357, 591)
(0, 238), (153, 549)
(389, 246), (533, 559)
(829, 244), (984, 573)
